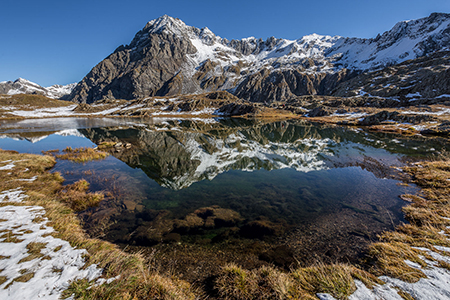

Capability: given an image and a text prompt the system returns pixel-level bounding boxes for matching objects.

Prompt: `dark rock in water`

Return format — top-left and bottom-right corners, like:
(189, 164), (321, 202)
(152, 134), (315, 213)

(174, 206), (242, 233)
(259, 245), (295, 268)
(132, 211), (174, 246)
(239, 219), (284, 239)
(211, 227), (240, 243)
(163, 232), (181, 243)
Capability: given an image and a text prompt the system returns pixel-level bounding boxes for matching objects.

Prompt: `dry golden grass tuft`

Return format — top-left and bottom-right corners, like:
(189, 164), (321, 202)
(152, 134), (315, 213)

(97, 142), (117, 150)
(52, 147), (110, 163)
(18, 242), (47, 263)
(292, 263), (357, 300)
(57, 179), (104, 212)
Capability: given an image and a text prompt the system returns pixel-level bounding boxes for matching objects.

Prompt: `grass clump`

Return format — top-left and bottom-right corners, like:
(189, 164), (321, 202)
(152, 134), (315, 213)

(215, 264), (258, 299)
(367, 242), (428, 282)
(58, 146), (110, 163)
(18, 242), (47, 263)
(97, 142), (116, 150)
(53, 147), (109, 163)
(292, 263), (356, 300)
(58, 179), (104, 211)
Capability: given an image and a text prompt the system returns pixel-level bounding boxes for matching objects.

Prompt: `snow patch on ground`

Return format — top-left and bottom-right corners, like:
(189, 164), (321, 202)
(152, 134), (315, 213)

(400, 107), (450, 116)
(7, 105), (78, 118)
(0, 205), (102, 300)
(0, 188), (28, 203)
(0, 161), (16, 170)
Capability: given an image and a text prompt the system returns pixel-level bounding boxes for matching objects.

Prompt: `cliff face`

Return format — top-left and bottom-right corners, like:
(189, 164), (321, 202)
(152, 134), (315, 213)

(69, 29), (197, 103)
(67, 13), (450, 104)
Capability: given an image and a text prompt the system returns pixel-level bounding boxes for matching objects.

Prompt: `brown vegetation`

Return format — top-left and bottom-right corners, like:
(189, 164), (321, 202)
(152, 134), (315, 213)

(58, 179), (104, 211)
(214, 262), (382, 300)
(43, 147), (110, 163)
(367, 157), (450, 282)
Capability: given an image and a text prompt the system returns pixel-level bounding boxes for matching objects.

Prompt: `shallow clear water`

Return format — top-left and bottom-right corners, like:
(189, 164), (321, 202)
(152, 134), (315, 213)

(1, 117), (448, 265)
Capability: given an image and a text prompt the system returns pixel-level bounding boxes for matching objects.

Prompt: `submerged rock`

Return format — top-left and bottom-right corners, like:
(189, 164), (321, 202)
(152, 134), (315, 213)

(174, 206), (242, 233)
(259, 245), (295, 268)
(239, 218), (285, 239)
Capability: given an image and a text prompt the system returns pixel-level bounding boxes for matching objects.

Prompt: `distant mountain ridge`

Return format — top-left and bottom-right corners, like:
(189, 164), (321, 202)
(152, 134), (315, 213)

(0, 78), (76, 99)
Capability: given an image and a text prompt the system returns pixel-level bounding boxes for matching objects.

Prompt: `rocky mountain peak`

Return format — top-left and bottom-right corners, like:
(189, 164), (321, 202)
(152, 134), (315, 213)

(15, 77), (40, 87)
(144, 14), (189, 35)
(373, 12), (450, 54)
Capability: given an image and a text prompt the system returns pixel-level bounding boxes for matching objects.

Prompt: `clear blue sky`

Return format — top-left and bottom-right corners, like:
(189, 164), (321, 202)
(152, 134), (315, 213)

(1, 0), (449, 87)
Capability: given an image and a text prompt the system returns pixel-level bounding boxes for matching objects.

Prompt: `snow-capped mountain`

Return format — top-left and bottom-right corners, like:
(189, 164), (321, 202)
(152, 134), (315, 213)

(67, 13), (450, 104)
(0, 78), (76, 99)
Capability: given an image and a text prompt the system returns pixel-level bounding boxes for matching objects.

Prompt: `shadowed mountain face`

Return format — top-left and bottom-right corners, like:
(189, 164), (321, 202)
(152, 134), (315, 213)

(67, 13), (450, 104)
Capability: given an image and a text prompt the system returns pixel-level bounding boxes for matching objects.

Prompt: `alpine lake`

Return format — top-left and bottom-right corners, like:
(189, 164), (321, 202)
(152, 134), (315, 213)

(1, 117), (449, 282)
